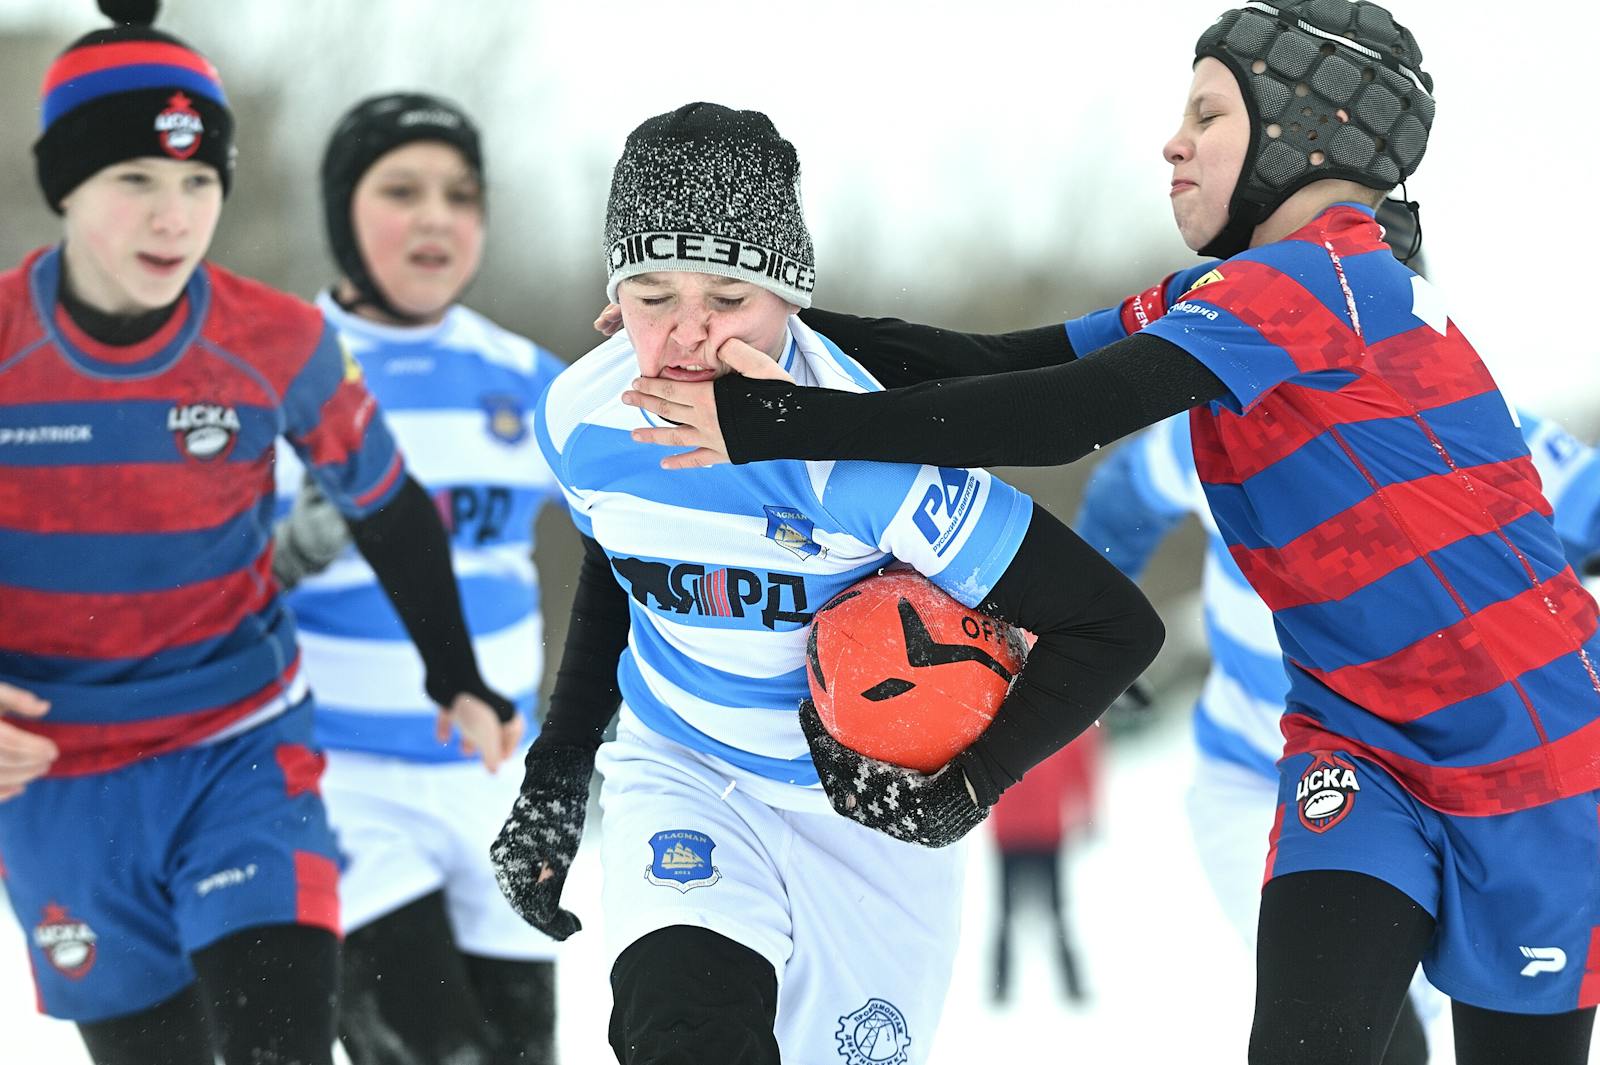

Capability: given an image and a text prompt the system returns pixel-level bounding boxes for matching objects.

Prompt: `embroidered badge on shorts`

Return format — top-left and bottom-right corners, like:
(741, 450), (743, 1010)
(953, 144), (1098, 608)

(835, 997), (911, 1064)
(1296, 752), (1361, 833)
(645, 829), (722, 892)
(33, 903), (98, 980)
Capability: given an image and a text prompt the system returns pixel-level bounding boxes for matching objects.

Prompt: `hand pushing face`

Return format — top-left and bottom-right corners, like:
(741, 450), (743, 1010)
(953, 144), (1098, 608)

(619, 271), (795, 382)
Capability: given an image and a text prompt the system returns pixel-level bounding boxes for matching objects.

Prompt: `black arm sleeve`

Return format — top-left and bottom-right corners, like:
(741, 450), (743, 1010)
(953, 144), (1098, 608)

(347, 475), (514, 722)
(533, 534), (630, 753)
(797, 308), (1077, 388)
(719, 332), (1228, 469)
(956, 506), (1165, 805)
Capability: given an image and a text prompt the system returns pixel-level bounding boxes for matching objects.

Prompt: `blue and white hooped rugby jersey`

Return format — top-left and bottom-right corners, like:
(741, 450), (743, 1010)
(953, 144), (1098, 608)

(277, 294), (567, 761)
(537, 316), (1034, 806)
(1075, 408), (1600, 778)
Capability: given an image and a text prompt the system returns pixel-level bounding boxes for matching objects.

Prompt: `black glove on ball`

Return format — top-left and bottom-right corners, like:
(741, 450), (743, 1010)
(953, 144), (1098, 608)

(798, 699), (988, 848)
(490, 743), (595, 941)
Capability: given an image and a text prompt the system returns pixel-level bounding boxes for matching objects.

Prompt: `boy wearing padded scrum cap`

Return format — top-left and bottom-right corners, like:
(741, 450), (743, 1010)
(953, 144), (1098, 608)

(624, 3), (1600, 1062)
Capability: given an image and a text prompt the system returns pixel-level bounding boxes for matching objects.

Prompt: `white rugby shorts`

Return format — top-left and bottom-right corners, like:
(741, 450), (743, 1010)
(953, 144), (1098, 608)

(596, 708), (965, 1064)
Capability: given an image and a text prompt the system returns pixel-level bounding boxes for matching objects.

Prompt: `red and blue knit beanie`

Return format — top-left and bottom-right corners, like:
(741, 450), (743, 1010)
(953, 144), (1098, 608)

(33, 0), (234, 213)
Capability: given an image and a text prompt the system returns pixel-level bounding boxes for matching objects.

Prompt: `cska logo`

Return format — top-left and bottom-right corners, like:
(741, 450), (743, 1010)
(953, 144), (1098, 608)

(1296, 752), (1361, 833)
(33, 903), (98, 980)
(154, 92), (204, 160)
(168, 402), (241, 461)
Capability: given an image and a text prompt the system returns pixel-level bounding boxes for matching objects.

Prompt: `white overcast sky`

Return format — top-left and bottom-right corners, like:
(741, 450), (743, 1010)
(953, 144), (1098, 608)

(3, 0), (1595, 421)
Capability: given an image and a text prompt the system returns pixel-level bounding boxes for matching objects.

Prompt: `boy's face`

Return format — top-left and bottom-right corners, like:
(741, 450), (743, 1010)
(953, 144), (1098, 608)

(59, 157), (223, 314)
(619, 272), (796, 381)
(1163, 57), (1251, 252)
(350, 140), (485, 323)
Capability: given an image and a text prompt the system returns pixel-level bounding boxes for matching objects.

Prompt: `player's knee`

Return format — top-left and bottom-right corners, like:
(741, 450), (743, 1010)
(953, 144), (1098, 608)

(608, 925), (779, 1065)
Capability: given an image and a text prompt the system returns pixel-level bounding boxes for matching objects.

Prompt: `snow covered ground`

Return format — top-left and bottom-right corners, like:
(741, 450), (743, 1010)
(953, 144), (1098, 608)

(1, 706), (1480, 1063)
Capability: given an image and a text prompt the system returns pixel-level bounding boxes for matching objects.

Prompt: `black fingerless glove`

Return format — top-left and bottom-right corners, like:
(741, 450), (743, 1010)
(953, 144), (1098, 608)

(798, 699), (988, 848)
(490, 743), (595, 940)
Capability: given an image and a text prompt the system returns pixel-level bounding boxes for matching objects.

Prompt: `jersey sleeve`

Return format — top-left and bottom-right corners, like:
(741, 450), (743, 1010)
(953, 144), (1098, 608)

(1140, 245), (1362, 415)
(816, 461), (1034, 608)
(280, 321), (405, 519)
(1072, 415), (1196, 579)
(1064, 263), (1219, 355)
(533, 383), (594, 539)
(528, 348), (571, 503)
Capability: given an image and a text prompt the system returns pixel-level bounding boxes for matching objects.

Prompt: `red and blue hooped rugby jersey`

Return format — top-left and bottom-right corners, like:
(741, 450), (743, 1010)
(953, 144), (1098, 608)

(0, 246), (404, 776)
(1068, 204), (1600, 816)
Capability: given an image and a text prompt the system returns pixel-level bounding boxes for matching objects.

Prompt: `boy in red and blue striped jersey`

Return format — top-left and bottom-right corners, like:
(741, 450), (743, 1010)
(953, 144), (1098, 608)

(0, 5), (516, 1063)
(621, 2), (1600, 1060)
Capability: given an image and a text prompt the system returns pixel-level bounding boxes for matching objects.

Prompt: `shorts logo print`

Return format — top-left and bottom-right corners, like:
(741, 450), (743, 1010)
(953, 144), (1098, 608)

(1519, 946), (1567, 976)
(644, 829), (722, 893)
(1296, 752), (1361, 833)
(834, 997), (910, 1064)
(32, 903), (98, 980)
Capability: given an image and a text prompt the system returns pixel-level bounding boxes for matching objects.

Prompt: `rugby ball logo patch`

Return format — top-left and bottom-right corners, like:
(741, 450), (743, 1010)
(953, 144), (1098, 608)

(1296, 752), (1360, 833)
(168, 402), (241, 461)
(154, 92), (204, 160)
(33, 903), (98, 980)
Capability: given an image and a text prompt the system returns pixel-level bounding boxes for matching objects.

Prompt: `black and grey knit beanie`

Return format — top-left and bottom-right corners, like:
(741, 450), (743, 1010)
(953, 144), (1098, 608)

(604, 102), (815, 308)
(1195, 0), (1433, 258)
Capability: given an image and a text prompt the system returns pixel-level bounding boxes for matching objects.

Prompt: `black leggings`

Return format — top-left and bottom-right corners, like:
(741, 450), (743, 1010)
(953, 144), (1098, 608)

(609, 925), (779, 1064)
(77, 923), (338, 1065)
(1251, 870), (1595, 1065)
(339, 890), (557, 1065)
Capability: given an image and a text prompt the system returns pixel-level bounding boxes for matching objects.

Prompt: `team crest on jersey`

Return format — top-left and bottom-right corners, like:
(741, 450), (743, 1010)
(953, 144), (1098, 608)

(764, 505), (825, 560)
(835, 998), (911, 1064)
(481, 393), (528, 445)
(154, 92), (204, 160)
(1183, 268), (1225, 297)
(644, 830), (722, 892)
(338, 336), (365, 383)
(1296, 752), (1361, 833)
(33, 903), (98, 980)
(168, 402), (241, 461)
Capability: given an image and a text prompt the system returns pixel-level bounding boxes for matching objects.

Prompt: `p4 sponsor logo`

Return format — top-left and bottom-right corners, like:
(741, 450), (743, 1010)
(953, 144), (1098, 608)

(1519, 946), (1567, 977)
(912, 466), (978, 557)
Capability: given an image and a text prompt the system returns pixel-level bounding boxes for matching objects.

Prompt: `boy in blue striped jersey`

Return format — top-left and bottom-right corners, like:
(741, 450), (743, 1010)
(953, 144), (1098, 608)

(491, 102), (1163, 1064)
(274, 94), (566, 1065)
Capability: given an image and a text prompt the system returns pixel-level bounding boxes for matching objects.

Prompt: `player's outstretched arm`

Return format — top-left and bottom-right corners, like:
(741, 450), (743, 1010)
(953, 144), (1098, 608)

(626, 331), (1227, 470)
(802, 507), (1164, 846)
(347, 474), (521, 772)
(492, 534), (630, 938)
(596, 301), (1074, 389)
(0, 682), (56, 802)
(796, 309), (1075, 389)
